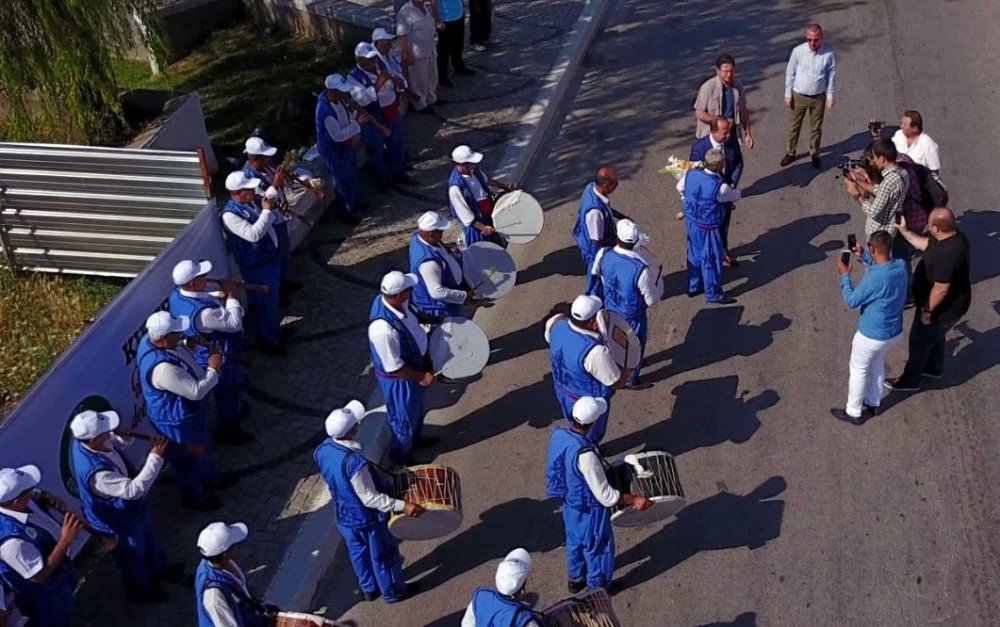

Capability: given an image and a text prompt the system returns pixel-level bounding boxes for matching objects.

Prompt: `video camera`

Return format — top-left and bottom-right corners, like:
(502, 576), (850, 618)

(868, 119), (885, 139)
(837, 157), (867, 178)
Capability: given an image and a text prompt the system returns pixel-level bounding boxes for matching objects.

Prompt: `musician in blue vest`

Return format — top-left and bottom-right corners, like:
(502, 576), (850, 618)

(69, 409), (184, 603)
(409, 211), (473, 318)
(315, 401), (423, 604)
(138, 311), (237, 511)
(678, 149), (743, 304)
(546, 397), (651, 594)
(591, 219), (661, 388)
(222, 170), (287, 356)
(689, 117), (744, 266)
(369, 271), (438, 462)
(448, 144), (515, 247)
(545, 295), (632, 444)
(0, 465), (83, 626)
(196, 521), (278, 626)
(316, 73), (369, 226)
(461, 548), (541, 626)
(169, 259), (253, 445)
(573, 167), (629, 297)
(349, 42), (416, 192)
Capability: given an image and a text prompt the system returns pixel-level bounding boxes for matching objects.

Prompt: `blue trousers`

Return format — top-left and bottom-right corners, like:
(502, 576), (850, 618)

(337, 519), (406, 602)
(686, 222), (725, 302)
(580, 247), (603, 298)
(14, 564), (74, 627)
(563, 504), (615, 590)
(240, 260), (282, 347)
(463, 224), (504, 248)
(376, 376), (425, 454)
(325, 146), (364, 214)
(385, 117), (406, 180)
(156, 418), (220, 503)
(214, 360), (245, 436)
(623, 313), (648, 385)
(555, 389), (611, 444)
(112, 509), (167, 595)
(275, 220), (291, 281)
(361, 118), (407, 184)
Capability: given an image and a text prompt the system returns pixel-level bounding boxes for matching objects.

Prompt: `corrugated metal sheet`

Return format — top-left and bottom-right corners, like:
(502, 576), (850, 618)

(0, 142), (212, 277)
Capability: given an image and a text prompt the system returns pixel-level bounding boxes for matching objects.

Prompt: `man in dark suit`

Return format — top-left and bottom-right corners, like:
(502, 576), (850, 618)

(690, 117), (744, 266)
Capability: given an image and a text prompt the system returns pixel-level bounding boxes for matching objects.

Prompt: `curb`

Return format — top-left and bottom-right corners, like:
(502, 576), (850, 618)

(264, 0), (610, 613)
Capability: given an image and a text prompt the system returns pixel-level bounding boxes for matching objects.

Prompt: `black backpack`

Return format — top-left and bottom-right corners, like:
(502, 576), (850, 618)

(897, 159), (949, 213)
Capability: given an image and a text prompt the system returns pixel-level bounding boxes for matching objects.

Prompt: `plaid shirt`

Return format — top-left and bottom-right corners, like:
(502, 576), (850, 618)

(861, 164), (909, 237)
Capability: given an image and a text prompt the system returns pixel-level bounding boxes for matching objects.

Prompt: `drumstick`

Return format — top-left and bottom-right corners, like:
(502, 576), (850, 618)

(433, 352), (472, 377)
(472, 267), (499, 292)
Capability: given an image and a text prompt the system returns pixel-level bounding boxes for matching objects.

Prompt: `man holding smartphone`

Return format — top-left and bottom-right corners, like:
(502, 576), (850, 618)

(832, 231), (908, 425)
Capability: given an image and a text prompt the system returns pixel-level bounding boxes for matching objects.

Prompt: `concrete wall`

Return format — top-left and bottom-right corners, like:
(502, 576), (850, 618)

(126, 91), (220, 173)
(252, 0), (391, 50)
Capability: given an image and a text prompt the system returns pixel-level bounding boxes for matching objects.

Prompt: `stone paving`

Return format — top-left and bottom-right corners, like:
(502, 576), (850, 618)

(74, 1), (584, 624)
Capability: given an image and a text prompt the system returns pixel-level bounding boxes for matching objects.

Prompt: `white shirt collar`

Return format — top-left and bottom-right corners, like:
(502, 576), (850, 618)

(0, 504), (29, 524)
(613, 245), (642, 260)
(333, 438), (363, 451)
(592, 186), (610, 204)
(568, 322), (600, 339)
(381, 296), (409, 318)
(710, 136), (724, 150)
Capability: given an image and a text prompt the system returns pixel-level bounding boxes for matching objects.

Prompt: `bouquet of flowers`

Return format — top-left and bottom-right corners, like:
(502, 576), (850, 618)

(658, 156), (705, 179)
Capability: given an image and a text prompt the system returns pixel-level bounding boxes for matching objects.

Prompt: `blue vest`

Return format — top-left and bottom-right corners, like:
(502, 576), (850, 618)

(368, 296), (425, 377)
(409, 231), (462, 317)
(195, 560), (266, 627)
(222, 199), (278, 269)
(137, 334), (203, 427)
(599, 249), (648, 324)
(70, 442), (144, 538)
(545, 428), (601, 509)
(548, 319), (610, 400)
(470, 587), (540, 627)
(448, 168), (493, 227)
(168, 288), (243, 367)
(682, 169), (725, 228)
(348, 66), (385, 119)
(315, 94), (344, 163)
(0, 510), (74, 602)
(573, 183), (615, 256)
(314, 440), (381, 529)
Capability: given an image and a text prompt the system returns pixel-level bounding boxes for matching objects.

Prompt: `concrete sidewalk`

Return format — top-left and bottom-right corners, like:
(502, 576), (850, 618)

(74, 0), (600, 624)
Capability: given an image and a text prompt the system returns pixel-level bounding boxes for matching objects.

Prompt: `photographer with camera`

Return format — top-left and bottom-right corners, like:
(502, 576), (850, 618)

(843, 138), (909, 238)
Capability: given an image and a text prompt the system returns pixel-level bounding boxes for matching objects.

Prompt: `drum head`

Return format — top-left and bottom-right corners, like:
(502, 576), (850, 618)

(389, 508), (463, 541)
(597, 310), (642, 369)
(611, 495), (686, 528)
(429, 317), (490, 379)
(461, 242), (517, 299)
(492, 190), (544, 244)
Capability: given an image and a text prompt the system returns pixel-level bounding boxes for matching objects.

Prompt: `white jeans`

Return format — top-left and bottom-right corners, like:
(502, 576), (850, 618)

(407, 54), (438, 110)
(846, 330), (901, 417)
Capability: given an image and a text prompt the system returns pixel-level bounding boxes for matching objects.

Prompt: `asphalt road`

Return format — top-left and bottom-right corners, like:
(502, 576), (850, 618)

(318, 1), (1000, 624)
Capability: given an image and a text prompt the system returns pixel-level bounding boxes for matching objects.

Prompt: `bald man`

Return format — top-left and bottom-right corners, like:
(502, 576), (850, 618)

(573, 168), (630, 297)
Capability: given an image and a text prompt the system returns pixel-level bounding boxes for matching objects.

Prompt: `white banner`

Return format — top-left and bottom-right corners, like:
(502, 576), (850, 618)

(0, 202), (230, 504)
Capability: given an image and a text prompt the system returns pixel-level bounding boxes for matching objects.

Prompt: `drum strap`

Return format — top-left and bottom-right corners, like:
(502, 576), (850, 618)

(557, 387), (581, 402)
(373, 367), (404, 380)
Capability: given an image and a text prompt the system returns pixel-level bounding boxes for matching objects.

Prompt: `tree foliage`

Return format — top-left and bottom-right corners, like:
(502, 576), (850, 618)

(0, 0), (164, 143)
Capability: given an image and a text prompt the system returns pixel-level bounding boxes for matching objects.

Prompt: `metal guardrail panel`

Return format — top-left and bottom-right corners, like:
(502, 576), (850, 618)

(0, 142), (212, 277)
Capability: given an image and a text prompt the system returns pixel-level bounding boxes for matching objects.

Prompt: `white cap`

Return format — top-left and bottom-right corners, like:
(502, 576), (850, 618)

(380, 271), (419, 295)
(572, 396), (608, 426)
(146, 311), (190, 341)
(172, 259), (213, 286)
(451, 145), (484, 164)
(324, 400), (367, 438)
(570, 295), (602, 321)
(197, 522), (249, 558)
(616, 219), (640, 244)
(495, 548), (532, 595)
(372, 27), (395, 42)
(70, 410), (120, 441)
(0, 465), (41, 503)
(325, 74), (352, 92)
(244, 136), (277, 156)
(225, 171), (261, 192)
(355, 42), (380, 59)
(418, 211), (452, 232)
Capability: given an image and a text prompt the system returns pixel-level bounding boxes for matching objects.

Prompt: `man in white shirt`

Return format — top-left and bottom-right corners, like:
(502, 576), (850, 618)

(315, 74), (371, 225)
(315, 401), (423, 603)
(891, 110), (942, 172)
(372, 27), (417, 117)
(195, 522), (277, 626)
(409, 211), (473, 318)
(447, 144), (515, 247)
(782, 23), (837, 168)
(545, 397), (651, 593)
(169, 259), (253, 445)
(69, 409), (182, 603)
(462, 548), (541, 626)
(0, 465), (83, 626)
(137, 311), (237, 511)
(396, 0), (443, 113)
(368, 271), (437, 463)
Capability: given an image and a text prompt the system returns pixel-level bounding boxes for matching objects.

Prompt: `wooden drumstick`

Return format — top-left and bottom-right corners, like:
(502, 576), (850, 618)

(472, 267), (499, 292)
(433, 352), (472, 377)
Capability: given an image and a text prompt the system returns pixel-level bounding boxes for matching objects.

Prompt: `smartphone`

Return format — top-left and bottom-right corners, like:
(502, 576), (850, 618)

(895, 211), (903, 225)
(847, 234), (857, 250)
(840, 251), (851, 265)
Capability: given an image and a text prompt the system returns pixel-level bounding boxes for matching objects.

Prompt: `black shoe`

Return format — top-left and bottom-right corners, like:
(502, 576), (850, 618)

(412, 436), (441, 451)
(394, 174), (418, 186)
(811, 156), (822, 169)
(215, 430), (256, 446)
(625, 381), (654, 391)
(921, 372), (942, 380)
(862, 403), (883, 416)
(362, 589), (380, 602)
(686, 290), (704, 298)
(282, 280), (304, 294)
(608, 580), (624, 595)
(156, 562), (186, 584)
(780, 153), (796, 167)
(439, 77), (454, 87)
(455, 67), (476, 76)
(722, 254), (740, 267)
(127, 586), (170, 604)
(337, 212), (360, 226)
(884, 377), (919, 392)
(710, 297), (737, 305)
(210, 472), (239, 491)
(260, 343), (288, 357)
(830, 407), (865, 426)
(279, 293), (293, 308)
(279, 326), (298, 339)
(568, 579), (586, 594)
(434, 98), (448, 105)
(387, 580), (422, 603)
(437, 374), (462, 385)
(182, 495), (222, 512)
(419, 105), (437, 116)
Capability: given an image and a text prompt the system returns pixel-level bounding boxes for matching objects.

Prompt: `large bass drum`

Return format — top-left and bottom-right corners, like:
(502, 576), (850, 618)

(461, 241), (517, 299)
(492, 190), (545, 244)
(542, 588), (622, 626)
(388, 465), (463, 540)
(595, 310), (642, 369)
(428, 317), (490, 379)
(608, 451), (685, 528)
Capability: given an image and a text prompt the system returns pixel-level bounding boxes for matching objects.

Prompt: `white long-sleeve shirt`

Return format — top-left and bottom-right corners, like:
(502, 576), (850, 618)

(348, 66), (399, 108)
(322, 99), (362, 143)
(150, 346), (218, 401)
(415, 238), (467, 304)
(591, 246), (661, 308)
(448, 173), (490, 227)
(181, 289), (244, 334)
(201, 561), (250, 627)
(221, 203), (278, 246)
(85, 436), (164, 501)
(784, 42), (837, 101)
(333, 439), (405, 513)
(891, 129), (941, 171)
(462, 599), (541, 627)
(368, 298), (429, 372)
(0, 501), (64, 579)
(578, 450), (621, 507)
(544, 318), (621, 386)
(584, 187), (614, 241)
(676, 171), (743, 202)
